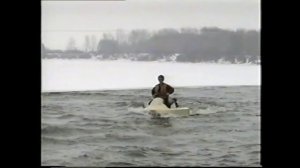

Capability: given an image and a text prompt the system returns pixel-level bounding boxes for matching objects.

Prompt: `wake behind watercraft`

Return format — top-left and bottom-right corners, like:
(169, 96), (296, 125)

(144, 97), (190, 118)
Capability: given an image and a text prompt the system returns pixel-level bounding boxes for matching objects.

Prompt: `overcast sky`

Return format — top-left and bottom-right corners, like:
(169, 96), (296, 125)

(42, 0), (260, 50)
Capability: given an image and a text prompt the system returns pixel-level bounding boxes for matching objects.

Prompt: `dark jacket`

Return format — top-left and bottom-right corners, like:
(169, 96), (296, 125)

(151, 83), (174, 99)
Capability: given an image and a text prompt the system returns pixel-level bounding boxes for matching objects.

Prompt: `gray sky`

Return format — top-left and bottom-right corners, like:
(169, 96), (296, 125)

(42, 0), (260, 50)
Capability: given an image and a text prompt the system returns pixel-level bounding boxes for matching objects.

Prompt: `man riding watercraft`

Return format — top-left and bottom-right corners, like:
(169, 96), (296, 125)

(150, 75), (178, 108)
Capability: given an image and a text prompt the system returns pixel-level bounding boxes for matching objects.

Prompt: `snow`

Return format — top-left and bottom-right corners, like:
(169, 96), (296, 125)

(42, 59), (260, 92)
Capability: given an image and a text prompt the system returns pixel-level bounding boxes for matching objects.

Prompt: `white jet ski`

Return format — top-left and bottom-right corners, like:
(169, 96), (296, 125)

(144, 97), (190, 118)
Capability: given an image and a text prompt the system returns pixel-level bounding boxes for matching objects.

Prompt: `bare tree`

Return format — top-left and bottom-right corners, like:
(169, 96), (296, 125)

(128, 29), (150, 45)
(66, 37), (77, 51)
(116, 29), (128, 44)
(102, 33), (114, 40)
(90, 35), (97, 52)
(84, 35), (90, 52)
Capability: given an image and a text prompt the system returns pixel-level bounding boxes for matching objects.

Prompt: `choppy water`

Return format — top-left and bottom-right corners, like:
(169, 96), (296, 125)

(41, 86), (260, 167)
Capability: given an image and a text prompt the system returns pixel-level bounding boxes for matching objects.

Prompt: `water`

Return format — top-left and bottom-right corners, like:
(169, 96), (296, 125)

(41, 86), (260, 167)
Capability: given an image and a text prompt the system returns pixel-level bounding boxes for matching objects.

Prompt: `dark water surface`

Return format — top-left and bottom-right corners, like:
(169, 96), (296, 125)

(42, 86), (260, 167)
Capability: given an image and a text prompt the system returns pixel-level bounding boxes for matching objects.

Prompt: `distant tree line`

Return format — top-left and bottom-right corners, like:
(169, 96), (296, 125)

(42, 27), (260, 63)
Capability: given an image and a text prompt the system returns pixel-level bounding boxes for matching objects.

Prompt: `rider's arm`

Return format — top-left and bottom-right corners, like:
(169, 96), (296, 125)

(167, 85), (174, 94)
(151, 86), (157, 97)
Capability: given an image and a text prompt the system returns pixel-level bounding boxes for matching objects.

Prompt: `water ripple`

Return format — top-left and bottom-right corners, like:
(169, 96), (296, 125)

(42, 86), (260, 167)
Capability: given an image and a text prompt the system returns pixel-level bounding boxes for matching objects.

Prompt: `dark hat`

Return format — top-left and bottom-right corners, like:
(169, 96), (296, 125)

(158, 75), (164, 79)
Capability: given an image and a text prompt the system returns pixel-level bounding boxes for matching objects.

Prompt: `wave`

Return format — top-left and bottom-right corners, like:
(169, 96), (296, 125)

(41, 104), (64, 112)
(42, 136), (77, 145)
(127, 107), (145, 113)
(42, 125), (97, 136)
(114, 101), (128, 107)
(56, 114), (77, 119)
(42, 125), (74, 135)
(105, 162), (136, 167)
(42, 91), (111, 96)
(192, 106), (227, 115)
(128, 101), (147, 108)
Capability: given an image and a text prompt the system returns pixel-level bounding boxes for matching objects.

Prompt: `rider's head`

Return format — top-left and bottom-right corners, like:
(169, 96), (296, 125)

(158, 75), (164, 83)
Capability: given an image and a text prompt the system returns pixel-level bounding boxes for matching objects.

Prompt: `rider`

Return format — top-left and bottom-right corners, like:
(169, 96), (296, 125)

(151, 75), (178, 108)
